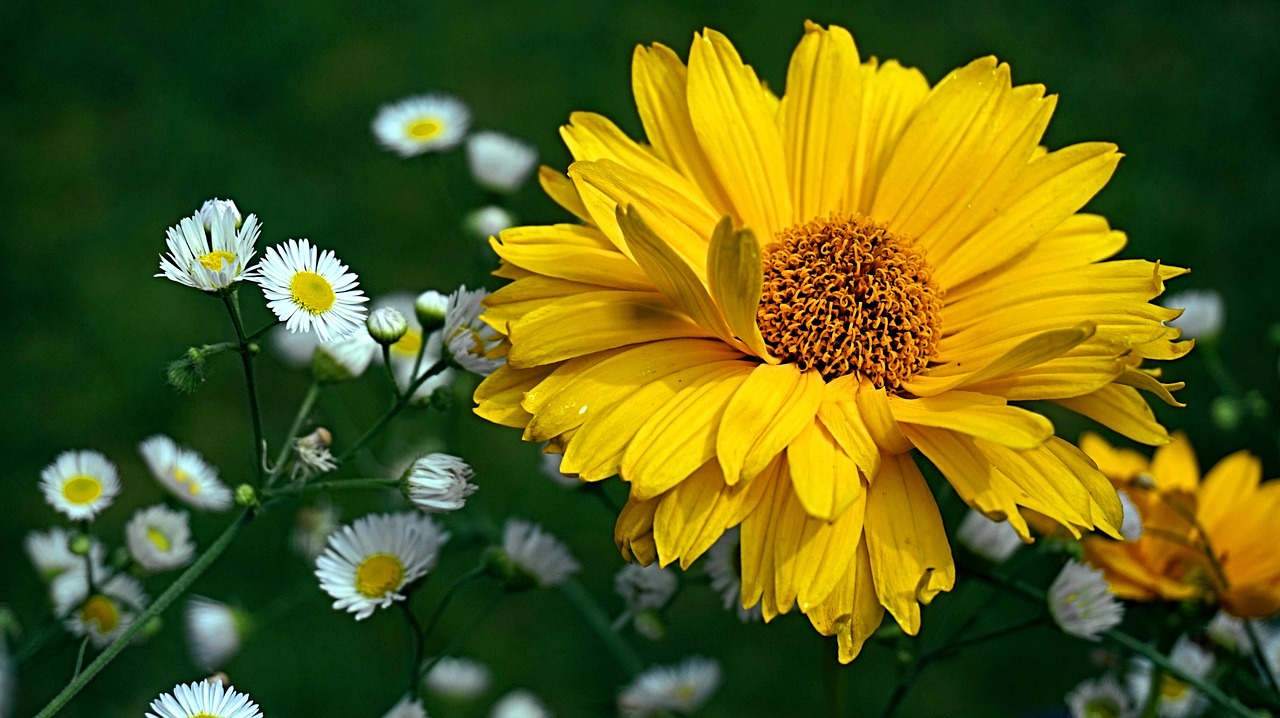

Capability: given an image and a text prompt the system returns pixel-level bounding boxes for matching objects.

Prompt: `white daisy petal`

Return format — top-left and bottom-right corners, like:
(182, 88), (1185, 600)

(146, 680), (263, 718)
(381, 695), (429, 718)
(464, 206), (517, 240)
(1048, 560), (1124, 641)
(25, 526), (105, 583)
(373, 93), (471, 157)
(501, 518), (579, 588)
(139, 435), (233, 511)
(956, 511), (1023, 564)
(466, 131), (538, 193)
(56, 572), (149, 649)
(126, 505), (196, 572)
(618, 657), (721, 718)
(614, 563), (677, 614)
(1162, 289), (1224, 341)
(705, 528), (761, 623)
(185, 596), (247, 670)
(444, 286), (504, 376)
(1127, 637), (1215, 718)
(157, 200), (260, 292)
(39, 450), (120, 521)
(252, 238), (369, 342)
(424, 656), (492, 700)
(490, 689), (549, 718)
(314, 512), (450, 620)
(403, 453), (478, 513)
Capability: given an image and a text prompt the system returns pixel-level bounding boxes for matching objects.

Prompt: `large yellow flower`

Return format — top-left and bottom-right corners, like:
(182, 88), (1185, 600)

(1081, 433), (1280, 619)
(474, 22), (1188, 661)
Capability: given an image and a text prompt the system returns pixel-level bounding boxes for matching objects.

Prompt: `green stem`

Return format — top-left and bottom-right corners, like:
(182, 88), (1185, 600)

(400, 601), (426, 694)
(264, 477), (399, 499)
(245, 321), (275, 344)
(337, 359), (451, 463)
(1244, 619), (1280, 699)
(34, 511), (252, 718)
(418, 592), (504, 679)
(1201, 343), (1243, 397)
(71, 636), (90, 679)
(1139, 664), (1165, 718)
(267, 381), (322, 486)
(222, 291), (267, 485)
(420, 566), (488, 640)
(559, 579), (644, 677)
(929, 617), (1041, 660)
(381, 345), (402, 401)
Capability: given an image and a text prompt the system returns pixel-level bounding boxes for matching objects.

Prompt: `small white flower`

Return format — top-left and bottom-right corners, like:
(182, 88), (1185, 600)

(424, 656), (492, 700)
(444, 286), (504, 376)
(501, 518), (579, 588)
(615, 563), (677, 615)
(956, 511), (1024, 564)
(381, 695), (429, 718)
(292, 502), (341, 560)
(315, 512), (450, 620)
(415, 290), (449, 330)
(1118, 490), (1144, 541)
(466, 131), (538, 193)
(618, 657), (721, 718)
(1048, 560), (1124, 641)
(312, 328), (379, 383)
(403, 453), (478, 513)
(139, 435), (233, 511)
(465, 206), (517, 240)
(368, 307), (410, 345)
(490, 689), (549, 718)
(539, 452), (579, 489)
(126, 505), (196, 572)
(292, 428), (338, 479)
(1204, 611), (1251, 653)
(25, 526), (105, 582)
(185, 596), (248, 670)
(146, 680), (263, 718)
(39, 450), (120, 521)
(157, 203), (260, 292)
(253, 238), (369, 342)
(373, 93), (471, 157)
(199, 198), (242, 231)
(705, 528), (761, 623)
(55, 571), (148, 648)
(1162, 289), (1224, 340)
(1127, 637), (1214, 718)
(1065, 674), (1134, 718)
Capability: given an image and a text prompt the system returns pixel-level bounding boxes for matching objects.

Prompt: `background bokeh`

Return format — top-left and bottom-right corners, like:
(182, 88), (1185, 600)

(3, 0), (1279, 715)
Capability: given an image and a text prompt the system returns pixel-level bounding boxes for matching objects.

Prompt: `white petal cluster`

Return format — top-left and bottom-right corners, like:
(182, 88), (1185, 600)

(1064, 674), (1133, 718)
(501, 518), (579, 588)
(185, 596), (247, 670)
(704, 528), (761, 623)
(1127, 637), (1215, 718)
(146, 680), (263, 718)
(956, 511), (1023, 564)
(465, 206), (517, 240)
(125, 504), (196, 572)
(55, 571), (149, 648)
(618, 657), (721, 717)
(39, 449), (121, 521)
(373, 93), (471, 157)
(614, 563), (677, 614)
(157, 200), (260, 292)
(315, 512), (450, 620)
(139, 435), (233, 511)
(1162, 289), (1224, 340)
(424, 656), (492, 700)
(25, 526), (105, 582)
(490, 689), (550, 718)
(466, 131), (538, 193)
(313, 329), (379, 383)
(1048, 560), (1124, 641)
(444, 286), (504, 376)
(1117, 490), (1144, 541)
(403, 453), (478, 513)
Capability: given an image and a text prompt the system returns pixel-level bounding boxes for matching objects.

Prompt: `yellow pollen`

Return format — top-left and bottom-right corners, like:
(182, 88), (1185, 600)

(1160, 676), (1189, 701)
(80, 594), (119, 633)
(199, 250), (237, 271)
(757, 214), (943, 389)
(355, 553), (405, 598)
(146, 526), (171, 552)
(62, 475), (102, 505)
(172, 467), (201, 495)
(406, 117), (444, 140)
(290, 271), (337, 314)
(390, 328), (423, 357)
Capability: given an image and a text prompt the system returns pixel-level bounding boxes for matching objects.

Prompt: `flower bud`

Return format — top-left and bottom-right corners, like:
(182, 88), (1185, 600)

(401, 453), (477, 513)
(234, 484), (258, 508)
(367, 307), (409, 345)
(198, 198), (242, 231)
(465, 131), (537, 194)
(415, 290), (449, 333)
(464, 206), (516, 240)
(166, 347), (207, 394)
(69, 533), (94, 556)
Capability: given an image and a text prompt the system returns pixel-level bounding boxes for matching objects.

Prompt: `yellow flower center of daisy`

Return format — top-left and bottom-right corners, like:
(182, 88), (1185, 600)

(290, 271), (337, 314)
(199, 250), (237, 271)
(406, 117), (444, 140)
(757, 214), (943, 389)
(355, 553), (405, 598)
(80, 594), (119, 633)
(147, 526), (171, 552)
(62, 475), (103, 505)
(390, 328), (423, 357)
(172, 467), (201, 495)
(1082, 699), (1121, 718)
(1160, 676), (1189, 702)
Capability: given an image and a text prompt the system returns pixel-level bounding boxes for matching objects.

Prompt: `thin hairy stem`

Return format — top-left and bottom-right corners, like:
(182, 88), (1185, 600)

(244, 321), (275, 343)
(267, 381), (322, 486)
(264, 477), (399, 499)
(381, 345), (402, 401)
(559, 579), (644, 677)
(222, 290), (267, 485)
(400, 601), (426, 694)
(418, 592), (504, 679)
(338, 359), (451, 463)
(71, 636), (90, 680)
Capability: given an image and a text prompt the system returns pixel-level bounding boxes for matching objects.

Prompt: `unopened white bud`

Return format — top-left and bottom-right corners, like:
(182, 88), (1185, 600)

(414, 291), (449, 333)
(368, 307), (409, 345)
(198, 198), (242, 231)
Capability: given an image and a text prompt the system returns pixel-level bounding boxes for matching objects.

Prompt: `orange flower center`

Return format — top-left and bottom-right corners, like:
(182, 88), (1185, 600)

(757, 214), (943, 389)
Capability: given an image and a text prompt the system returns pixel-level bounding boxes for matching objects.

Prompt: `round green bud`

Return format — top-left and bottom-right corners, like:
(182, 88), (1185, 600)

(234, 484), (258, 507)
(1210, 395), (1243, 432)
(69, 534), (93, 556)
(415, 291), (449, 334)
(367, 307), (409, 345)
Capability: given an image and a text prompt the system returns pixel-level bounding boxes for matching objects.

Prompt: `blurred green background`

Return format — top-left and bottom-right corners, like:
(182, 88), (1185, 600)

(3, 0), (1279, 715)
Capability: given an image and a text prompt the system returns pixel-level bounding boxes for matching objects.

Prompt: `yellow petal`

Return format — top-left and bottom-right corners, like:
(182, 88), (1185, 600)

(740, 461), (786, 618)
(1056, 384), (1172, 446)
(1198, 450), (1262, 534)
(816, 376), (881, 480)
(716, 362), (824, 484)
(687, 28), (791, 239)
(906, 323), (1095, 397)
(791, 485), (867, 611)
(864, 452), (955, 635)
(852, 381), (913, 455)
(538, 166), (592, 224)
(888, 391), (1054, 450)
(1149, 432), (1199, 493)
(787, 419), (864, 521)
(843, 58), (930, 215)
(482, 275), (611, 334)
(779, 21), (861, 221)
(472, 363), (560, 428)
(491, 224), (653, 291)
(561, 111), (692, 191)
(901, 425), (1031, 539)
(653, 460), (772, 569)
(706, 216), (776, 361)
(615, 492), (660, 565)
(1077, 431), (1151, 484)
(1115, 367), (1185, 408)
(962, 334), (1131, 402)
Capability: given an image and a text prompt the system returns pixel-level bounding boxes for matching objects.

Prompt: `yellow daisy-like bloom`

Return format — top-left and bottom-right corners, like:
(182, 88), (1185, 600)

(1081, 433), (1280, 619)
(474, 22), (1189, 661)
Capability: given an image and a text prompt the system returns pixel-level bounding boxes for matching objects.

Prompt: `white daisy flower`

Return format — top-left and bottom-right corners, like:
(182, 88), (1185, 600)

(704, 528), (761, 623)
(614, 563), (677, 615)
(315, 512), (450, 620)
(1048, 561), (1124, 641)
(157, 202), (260, 292)
(1065, 674), (1134, 718)
(381, 695), (428, 718)
(25, 526), (105, 582)
(55, 572), (148, 648)
(126, 505), (196, 572)
(372, 93), (471, 157)
(466, 131), (538, 193)
(424, 656), (492, 700)
(618, 657), (721, 718)
(444, 286), (504, 376)
(1118, 490), (1144, 541)
(146, 680), (263, 718)
(464, 206), (517, 240)
(956, 511), (1023, 564)
(291, 502), (341, 560)
(1204, 611), (1251, 653)
(291, 427), (338, 479)
(312, 328), (379, 383)
(1127, 637), (1215, 718)
(253, 238), (368, 342)
(185, 596), (248, 670)
(139, 435), (233, 511)
(1162, 289), (1224, 340)
(39, 450), (120, 521)
(500, 518), (579, 588)
(403, 453), (478, 513)
(490, 689), (549, 718)
(539, 452), (579, 489)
